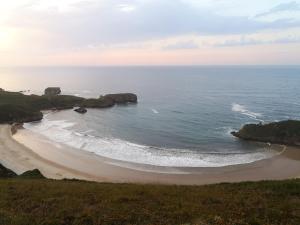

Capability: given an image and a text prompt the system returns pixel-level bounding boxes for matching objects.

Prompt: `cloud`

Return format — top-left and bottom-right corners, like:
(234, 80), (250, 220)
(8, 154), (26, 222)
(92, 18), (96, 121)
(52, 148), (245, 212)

(5, 0), (300, 48)
(162, 40), (199, 50)
(214, 36), (300, 47)
(256, 1), (300, 17)
(117, 4), (136, 12)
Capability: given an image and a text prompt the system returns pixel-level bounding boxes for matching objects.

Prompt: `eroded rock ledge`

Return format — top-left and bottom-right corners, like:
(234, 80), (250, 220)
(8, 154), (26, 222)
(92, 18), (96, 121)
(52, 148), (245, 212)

(231, 120), (300, 146)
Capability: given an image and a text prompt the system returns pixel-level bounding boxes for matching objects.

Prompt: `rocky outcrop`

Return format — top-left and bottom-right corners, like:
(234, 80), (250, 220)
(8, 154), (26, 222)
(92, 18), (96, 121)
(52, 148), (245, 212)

(44, 87), (61, 96)
(0, 163), (17, 178)
(19, 169), (45, 179)
(231, 120), (300, 146)
(103, 93), (137, 104)
(74, 107), (87, 114)
(11, 123), (24, 135)
(0, 163), (45, 179)
(0, 88), (4, 92)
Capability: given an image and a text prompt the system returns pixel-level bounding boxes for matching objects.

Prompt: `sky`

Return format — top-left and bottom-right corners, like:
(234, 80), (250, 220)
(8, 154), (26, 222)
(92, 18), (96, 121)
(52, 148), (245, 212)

(0, 0), (300, 66)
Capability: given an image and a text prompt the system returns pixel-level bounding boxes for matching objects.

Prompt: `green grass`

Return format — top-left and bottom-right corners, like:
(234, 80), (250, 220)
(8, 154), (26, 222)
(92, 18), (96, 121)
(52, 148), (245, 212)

(0, 179), (299, 225)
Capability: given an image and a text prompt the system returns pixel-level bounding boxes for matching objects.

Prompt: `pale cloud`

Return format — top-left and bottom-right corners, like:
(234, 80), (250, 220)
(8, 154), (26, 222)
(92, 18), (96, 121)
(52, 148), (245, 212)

(0, 0), (300, 65)
(5, 0), (300, 46)
(214, 36), (300, 47)
(162, 41), (199, 50)
(256, 1), (300, 18)
(117, 4), (136, 12)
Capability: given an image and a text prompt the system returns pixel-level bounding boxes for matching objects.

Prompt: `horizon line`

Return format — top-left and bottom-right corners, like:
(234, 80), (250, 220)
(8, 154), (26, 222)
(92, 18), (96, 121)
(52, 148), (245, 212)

(1, 64), (300, 68)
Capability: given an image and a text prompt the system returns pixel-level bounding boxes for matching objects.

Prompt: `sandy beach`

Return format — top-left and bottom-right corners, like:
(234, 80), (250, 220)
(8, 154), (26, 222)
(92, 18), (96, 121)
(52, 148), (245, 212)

(0, 124), (299, 185)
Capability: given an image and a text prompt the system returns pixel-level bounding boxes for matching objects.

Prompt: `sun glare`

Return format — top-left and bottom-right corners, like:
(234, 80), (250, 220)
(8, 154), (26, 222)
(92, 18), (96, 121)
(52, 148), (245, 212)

(0, 29), (13, 49)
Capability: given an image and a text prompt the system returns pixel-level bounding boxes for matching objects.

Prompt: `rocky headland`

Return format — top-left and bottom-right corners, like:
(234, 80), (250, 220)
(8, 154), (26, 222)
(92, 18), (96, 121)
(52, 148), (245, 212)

(232, 120), (300, 146)
(0, 88), (137, 124)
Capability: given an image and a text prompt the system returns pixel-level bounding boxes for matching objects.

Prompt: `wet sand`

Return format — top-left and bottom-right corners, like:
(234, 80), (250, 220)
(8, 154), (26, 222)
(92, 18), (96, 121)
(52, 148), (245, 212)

(0, 124), (299, 185)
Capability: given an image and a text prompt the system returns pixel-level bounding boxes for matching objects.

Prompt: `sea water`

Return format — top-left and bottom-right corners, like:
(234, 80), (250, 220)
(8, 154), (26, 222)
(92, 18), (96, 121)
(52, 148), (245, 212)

(1, 66), (299, 167)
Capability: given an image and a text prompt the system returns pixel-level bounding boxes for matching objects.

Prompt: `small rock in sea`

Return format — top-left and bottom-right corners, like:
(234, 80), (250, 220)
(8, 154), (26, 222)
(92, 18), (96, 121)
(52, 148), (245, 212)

(74, 107), (87, 114)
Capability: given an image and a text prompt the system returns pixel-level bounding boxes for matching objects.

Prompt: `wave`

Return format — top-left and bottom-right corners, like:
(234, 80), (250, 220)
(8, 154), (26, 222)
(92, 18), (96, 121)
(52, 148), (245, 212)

(216, 126), (234, 137)
(151, 108), (159, 114)
(232, 103), (263, 121)
(172, 110), (184, 114)
(23, 118), (277, 168)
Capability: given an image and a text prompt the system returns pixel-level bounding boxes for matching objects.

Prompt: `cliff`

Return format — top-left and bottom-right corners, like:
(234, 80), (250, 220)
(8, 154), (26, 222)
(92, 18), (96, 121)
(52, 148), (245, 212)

(231, 120), (300, 146)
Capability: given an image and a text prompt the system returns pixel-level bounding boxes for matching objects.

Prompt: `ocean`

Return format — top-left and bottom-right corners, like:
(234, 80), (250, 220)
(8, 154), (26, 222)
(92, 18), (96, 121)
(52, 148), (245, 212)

(1, 66), (299, 167)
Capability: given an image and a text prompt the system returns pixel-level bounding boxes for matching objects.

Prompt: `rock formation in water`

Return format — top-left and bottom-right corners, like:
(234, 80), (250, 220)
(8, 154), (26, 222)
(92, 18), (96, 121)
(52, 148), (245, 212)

(74, 107), (87, 114)
(44, 87), (61, 96)
(231, 120), (300, 146)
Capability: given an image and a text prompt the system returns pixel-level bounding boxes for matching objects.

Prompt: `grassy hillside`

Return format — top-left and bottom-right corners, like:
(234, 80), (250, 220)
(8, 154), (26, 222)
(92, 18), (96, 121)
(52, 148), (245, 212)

(0, 179), (299, 225)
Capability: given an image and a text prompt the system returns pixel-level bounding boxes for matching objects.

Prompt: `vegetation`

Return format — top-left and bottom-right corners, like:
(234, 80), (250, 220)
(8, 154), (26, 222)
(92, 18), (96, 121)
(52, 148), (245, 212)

(18, 169), (46, 179)
(0, 164), (45, 179)
(0, 164), (16, 178)
(232, 120), (300, 146)
(0, 164), (299, 225)
(0, 104), (43, 123)
(0, 90), (137, 123)
(0, 178), (299, 225)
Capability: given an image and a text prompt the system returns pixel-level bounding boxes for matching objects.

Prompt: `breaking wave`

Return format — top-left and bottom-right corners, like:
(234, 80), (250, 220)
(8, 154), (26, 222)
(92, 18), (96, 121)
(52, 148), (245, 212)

(232, 103), (263, 121)
(23, 117), (277, 168)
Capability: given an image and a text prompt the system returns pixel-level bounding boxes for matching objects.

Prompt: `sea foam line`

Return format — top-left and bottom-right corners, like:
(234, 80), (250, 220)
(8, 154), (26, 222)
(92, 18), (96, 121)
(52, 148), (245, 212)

(232, 103), (263, 121)
(23, 117), (276, 168)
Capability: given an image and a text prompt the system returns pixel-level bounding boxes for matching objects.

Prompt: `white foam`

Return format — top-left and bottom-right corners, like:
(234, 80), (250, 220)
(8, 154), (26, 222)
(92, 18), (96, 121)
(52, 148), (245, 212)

(232, 103), (263, 121)
(151, 108), (159, 114)
(23, 118), (277, 168)
(216, 126), (234, 137)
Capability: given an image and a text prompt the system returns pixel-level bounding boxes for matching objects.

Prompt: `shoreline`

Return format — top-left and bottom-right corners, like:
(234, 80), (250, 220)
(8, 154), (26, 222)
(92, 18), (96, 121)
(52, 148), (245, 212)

(1, 124), (299, 185)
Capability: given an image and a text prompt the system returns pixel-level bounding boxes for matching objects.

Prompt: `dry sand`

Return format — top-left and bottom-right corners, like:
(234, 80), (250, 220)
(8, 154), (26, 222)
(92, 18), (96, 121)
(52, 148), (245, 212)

(0, 124), (299, 185)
